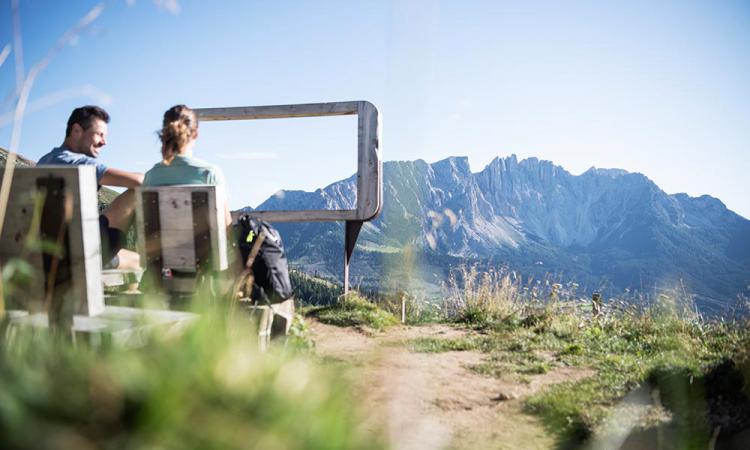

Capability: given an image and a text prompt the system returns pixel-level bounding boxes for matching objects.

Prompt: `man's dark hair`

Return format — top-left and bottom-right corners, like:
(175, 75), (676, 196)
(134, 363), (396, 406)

(65, 105), (110, 137)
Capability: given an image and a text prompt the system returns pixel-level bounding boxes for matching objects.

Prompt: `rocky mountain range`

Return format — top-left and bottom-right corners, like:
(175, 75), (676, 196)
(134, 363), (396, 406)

(245, 155), (750, 315)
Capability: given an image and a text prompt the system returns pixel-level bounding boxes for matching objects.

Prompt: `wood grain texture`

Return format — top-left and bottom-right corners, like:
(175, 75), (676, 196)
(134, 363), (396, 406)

(8, 306), (198, 346)
(101, 269), (142, 287)
(0, 166), (104, 318)
(195, 101), (359, 121)
(135, 185), (229, 273)
(240, 209), (359, 223)
(356, 101), (383, 221)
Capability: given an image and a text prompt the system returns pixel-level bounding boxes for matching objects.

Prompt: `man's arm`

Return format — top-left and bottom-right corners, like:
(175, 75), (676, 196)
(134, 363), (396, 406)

(100, 168), (144, 188)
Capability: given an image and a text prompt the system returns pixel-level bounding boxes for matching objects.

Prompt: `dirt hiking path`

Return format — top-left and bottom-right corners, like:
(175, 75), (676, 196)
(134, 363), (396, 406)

(309, 320), (593, 450)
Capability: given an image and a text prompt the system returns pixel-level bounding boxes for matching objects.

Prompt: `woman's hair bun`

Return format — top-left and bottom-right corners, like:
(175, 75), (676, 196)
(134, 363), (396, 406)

(159, 105), (198, 160)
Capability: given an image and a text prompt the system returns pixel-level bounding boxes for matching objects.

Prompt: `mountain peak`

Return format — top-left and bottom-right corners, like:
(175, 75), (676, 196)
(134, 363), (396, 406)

(583, 167), (629, 178)
(433, 155), (470, 167)
(431, 156), (472, 179)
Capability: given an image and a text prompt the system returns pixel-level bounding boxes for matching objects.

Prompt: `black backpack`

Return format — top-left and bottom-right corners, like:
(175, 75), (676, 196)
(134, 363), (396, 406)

(236, 216), (293, 303)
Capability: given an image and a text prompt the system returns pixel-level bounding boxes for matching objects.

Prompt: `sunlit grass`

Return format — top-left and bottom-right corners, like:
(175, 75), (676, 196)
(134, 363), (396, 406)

(301, 292), (399, 332)
(407, 335), (487, 353)
(440, 265), (750, 445)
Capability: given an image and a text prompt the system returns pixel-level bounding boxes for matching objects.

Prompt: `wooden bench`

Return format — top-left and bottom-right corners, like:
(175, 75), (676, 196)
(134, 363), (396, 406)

(0, 166), (196, 340)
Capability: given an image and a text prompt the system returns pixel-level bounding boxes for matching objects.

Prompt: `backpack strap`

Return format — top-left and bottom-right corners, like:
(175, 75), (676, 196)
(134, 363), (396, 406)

(232, 229), (267, 302)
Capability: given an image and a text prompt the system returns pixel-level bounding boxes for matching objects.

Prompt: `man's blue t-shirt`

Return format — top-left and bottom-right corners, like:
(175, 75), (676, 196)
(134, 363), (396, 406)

(37, 145), (108, 182)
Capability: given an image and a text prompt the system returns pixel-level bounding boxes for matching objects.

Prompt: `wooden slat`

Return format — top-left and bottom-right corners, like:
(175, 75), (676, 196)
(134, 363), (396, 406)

(8, 306), (198, 346)
(0, 186), (45, 312)
(192, 191), (211, 272)
(37, 175), (74, 328)
(165, 276), (197, 294)
(195, 101), (360, 121)
(140, 191), (163, 289)
(156, 190), (195, 231)
(159, 230), (197, 271)
(207, 184), (227, 270)
(240, 209), (359, 223)
(356, 101), (383, 221)
(101, 269), (143, 287)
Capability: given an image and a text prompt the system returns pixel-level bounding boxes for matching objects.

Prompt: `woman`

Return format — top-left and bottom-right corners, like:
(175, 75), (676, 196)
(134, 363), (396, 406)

(143, 104), (232, 226)
(146, 106), (293, 328)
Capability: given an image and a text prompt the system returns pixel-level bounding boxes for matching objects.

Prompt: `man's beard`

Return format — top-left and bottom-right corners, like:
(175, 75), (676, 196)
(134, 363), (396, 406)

(84, 143), (102, 157)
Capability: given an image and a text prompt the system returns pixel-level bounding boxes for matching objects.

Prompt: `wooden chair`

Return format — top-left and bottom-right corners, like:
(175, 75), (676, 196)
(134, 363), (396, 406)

(0, 166), (104, 320)
(134, 184), (229, 296)
(0, 166), (195, 340)
(134, 185), (294, 345)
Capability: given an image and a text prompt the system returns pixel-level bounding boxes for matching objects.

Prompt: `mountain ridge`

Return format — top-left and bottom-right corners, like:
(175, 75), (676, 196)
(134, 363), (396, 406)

(252, 154), (750, 314)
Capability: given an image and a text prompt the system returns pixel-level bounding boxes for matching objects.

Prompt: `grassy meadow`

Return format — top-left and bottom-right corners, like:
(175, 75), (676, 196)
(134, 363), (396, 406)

(295, 267), (750, 448)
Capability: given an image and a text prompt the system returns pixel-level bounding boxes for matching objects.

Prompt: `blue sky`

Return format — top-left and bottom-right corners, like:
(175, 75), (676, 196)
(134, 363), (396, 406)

(1, 0), (749, 218)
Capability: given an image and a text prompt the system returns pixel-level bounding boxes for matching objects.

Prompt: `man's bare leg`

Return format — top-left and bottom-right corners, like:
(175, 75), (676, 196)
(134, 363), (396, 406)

(115, 248), (140, 270)
(103, 188), (136, 231)
(103, 189), (140, 269)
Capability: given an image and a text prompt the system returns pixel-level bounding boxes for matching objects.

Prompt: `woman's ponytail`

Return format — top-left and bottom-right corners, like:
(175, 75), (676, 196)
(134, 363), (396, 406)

(158, 105), (198, 162)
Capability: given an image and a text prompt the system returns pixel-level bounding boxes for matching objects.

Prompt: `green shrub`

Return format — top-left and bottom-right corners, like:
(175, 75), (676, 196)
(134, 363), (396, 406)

(303, 292), (398, 332)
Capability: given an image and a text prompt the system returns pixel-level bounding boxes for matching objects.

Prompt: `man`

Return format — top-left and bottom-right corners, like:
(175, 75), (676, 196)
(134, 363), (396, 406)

(38, 105), (143, 269)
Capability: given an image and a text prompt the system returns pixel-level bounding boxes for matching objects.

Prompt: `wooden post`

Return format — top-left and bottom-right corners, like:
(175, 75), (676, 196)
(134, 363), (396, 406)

(344, 220), (363, 294)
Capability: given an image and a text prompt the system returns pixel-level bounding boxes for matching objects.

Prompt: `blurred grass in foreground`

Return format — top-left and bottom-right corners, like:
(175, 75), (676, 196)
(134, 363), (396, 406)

(0, 306), (385, 450)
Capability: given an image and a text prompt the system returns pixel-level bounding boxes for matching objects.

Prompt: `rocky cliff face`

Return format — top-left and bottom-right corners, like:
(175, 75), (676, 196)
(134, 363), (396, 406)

(248, 155), (750, 313)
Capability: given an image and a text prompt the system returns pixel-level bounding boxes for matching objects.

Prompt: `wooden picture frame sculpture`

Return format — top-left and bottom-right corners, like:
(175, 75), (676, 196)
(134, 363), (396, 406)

(195, 101), (383, 293)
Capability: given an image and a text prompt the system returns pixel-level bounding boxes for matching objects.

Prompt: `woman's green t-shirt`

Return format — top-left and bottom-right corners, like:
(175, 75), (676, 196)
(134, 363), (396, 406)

(143, 155), (226, 187)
